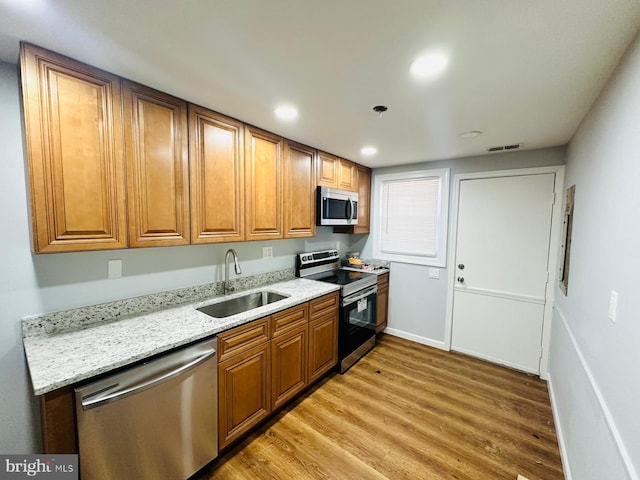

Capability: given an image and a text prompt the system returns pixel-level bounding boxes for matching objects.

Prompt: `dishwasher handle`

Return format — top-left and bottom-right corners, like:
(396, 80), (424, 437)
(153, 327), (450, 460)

(80, 346), (216, 411)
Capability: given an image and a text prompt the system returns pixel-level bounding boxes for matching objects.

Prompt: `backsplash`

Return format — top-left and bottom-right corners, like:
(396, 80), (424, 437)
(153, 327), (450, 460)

(22, 268), (295, 339)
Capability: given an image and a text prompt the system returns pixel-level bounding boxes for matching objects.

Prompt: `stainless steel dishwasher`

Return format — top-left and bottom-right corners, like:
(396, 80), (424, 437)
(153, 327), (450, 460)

(75, 337), (218, 480)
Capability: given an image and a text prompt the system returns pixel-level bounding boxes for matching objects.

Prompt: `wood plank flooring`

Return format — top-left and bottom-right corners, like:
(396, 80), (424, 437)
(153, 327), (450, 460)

(201, 334), (564, 480)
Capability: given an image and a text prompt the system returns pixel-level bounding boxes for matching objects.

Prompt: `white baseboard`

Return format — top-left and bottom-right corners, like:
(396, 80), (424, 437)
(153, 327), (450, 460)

(551, 308), (638, 480)
(547, 374), (573, 480)
(383, 327), (447, 350)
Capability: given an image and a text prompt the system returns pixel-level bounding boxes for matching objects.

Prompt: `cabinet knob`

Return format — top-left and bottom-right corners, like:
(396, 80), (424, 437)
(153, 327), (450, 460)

(458, 264), (465, 270)
(457, 277), (465, 283)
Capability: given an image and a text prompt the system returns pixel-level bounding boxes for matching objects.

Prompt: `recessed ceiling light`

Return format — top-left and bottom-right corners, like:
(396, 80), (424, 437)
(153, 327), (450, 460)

(274, 105), (298, 121)
(410, 52), (448, 79)
(457, 130), (483, 139)
(361, 146), (378, 156)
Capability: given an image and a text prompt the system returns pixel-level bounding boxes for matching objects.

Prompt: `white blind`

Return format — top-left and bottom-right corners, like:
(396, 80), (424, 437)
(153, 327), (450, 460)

(380, 177), (441, 257)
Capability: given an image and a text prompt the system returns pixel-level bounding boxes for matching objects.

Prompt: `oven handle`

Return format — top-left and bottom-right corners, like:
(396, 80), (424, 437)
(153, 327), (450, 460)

(342, 285), (378, 306)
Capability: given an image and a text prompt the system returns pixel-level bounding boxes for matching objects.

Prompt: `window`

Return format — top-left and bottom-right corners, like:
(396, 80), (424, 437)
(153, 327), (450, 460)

(372, 168), (450, 266)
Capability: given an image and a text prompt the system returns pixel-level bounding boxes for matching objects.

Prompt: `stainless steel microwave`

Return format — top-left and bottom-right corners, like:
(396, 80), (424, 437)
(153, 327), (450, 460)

(316, 186), (358, 225)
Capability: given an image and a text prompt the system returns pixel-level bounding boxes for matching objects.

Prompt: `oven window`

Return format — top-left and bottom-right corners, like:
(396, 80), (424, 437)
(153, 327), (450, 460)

(339, 292), (376, 356)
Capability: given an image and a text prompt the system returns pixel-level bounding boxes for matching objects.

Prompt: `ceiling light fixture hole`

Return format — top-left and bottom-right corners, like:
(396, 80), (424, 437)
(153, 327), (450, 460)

(373, 105), (388, 118)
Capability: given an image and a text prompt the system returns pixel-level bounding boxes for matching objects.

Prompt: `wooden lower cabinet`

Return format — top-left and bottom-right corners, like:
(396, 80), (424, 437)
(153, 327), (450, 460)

(38, 295), (339, 455)
(41, 387), (77, 454)
(376, 273), (390, 332)
(271, 324), (308, 410)
(218, 293), (338, 451)
(308, 312), (338, 383)
(218, 342), (271, 450)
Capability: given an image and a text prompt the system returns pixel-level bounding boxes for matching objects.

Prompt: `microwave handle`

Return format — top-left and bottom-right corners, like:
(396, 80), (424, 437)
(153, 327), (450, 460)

(345, 199), (353, 220)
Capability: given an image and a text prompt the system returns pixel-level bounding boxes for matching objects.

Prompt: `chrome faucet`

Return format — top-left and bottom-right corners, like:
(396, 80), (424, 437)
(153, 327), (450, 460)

(224, 249), (242, 294)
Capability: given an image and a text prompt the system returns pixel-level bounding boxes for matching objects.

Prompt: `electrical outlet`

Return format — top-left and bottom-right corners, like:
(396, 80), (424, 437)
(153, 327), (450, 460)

(428, 268), (440, 279)
(262, 246), (273, 259)
(108, 259), (122, 278)
(608, 291), (618, 323)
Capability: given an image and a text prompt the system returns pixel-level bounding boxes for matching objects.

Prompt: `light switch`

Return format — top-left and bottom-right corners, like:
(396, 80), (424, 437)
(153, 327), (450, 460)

(608, 291), (618, 323)
(428, 268), (440, 279)
(108, 259), (122, 278)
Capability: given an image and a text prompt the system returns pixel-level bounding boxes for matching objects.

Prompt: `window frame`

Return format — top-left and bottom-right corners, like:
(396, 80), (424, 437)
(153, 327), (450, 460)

(372, 168), (450, 267)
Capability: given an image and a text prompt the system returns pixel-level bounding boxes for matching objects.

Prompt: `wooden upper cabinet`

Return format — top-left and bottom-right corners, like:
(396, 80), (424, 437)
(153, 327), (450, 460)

(283, 141), (316, 239)
(316, 152), (357, 192)
(354, 166), (371, 234)
(316, 151), (338, 188)
(245, 126), (283, 240)
(20, 43), (127, 253)
(337, 158), (357, 192)
(123, 81), (189, 247)
(189, 105), (245, 243)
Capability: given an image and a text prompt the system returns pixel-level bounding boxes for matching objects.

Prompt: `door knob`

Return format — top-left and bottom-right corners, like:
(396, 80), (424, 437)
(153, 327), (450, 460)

(458, 264), (465, 270)
(457, 277), (465, 283)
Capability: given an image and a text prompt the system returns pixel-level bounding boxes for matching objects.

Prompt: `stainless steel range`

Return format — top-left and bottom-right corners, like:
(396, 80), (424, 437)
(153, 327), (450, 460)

(296, 249), (377, 373)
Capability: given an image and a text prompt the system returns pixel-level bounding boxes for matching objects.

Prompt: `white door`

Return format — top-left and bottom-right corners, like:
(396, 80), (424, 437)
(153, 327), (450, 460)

(451, 173), (555, 374)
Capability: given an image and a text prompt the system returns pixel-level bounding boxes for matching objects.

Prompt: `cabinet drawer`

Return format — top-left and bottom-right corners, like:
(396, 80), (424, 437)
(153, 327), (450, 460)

(271, 304), (308, 337)
(377, 273), (390, 289)
(218, 317), (270, 361)
(309, 292), (339, 321)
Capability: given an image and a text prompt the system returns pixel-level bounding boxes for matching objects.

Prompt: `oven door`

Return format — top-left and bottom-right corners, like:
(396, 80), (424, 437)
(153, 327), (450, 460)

(339, 285), (377, 370)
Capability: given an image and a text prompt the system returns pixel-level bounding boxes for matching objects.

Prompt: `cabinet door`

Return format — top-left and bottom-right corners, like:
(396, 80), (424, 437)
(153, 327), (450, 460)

(189, 105), (245, 243)
(271, 324), (308, 410)
(245, 126), (283, 240)
(354, 166), (371, 234)
(123, 81), (189, 247)
(284, 141), (316, 238)
(20, 43), (127, 253)
(376, 273), (390, 333)
(218, 342), (271, 449)
(308, 311), (338, 383)
(316, 151), (338, 188)
(337, 158), (357, 192)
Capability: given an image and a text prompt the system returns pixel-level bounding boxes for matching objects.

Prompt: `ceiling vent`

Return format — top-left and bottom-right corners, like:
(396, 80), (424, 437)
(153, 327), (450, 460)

(487, 143), (523, 153)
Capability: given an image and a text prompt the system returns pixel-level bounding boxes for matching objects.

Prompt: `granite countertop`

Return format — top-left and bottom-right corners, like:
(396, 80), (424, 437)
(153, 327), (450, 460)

(22, 277), (339, 395)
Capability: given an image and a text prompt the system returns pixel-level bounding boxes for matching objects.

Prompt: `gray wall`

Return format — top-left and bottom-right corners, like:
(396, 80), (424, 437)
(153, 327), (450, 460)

(549, 29), (640, 479)
(361, 147), (566, 346)
(0, 61), (358, 453)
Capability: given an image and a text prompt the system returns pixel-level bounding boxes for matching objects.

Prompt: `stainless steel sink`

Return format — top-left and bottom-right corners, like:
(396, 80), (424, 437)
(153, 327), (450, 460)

(197, 291), (289, 318)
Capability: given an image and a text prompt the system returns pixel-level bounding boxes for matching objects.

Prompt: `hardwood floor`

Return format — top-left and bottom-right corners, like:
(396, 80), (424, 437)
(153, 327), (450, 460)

(202, 334), (564, 480)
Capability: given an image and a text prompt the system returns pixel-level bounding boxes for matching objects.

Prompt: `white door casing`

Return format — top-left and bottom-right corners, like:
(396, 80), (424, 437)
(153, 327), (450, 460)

(444, 166), (565, 378)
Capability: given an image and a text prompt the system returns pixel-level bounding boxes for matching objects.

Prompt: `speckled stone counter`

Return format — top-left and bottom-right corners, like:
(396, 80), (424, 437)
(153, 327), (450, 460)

(22, 276), (339, 395)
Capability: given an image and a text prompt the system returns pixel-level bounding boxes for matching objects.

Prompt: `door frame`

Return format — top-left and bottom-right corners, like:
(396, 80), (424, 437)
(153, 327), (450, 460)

(443, 165), (565, 379)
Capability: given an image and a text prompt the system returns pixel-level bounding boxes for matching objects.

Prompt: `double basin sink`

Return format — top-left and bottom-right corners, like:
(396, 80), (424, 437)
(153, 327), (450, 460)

(197, 291), (289, 318)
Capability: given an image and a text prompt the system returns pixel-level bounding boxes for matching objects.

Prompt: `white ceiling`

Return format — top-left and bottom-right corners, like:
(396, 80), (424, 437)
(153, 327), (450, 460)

(1, 0), (639, 168)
